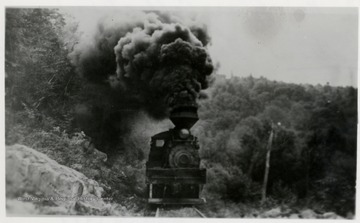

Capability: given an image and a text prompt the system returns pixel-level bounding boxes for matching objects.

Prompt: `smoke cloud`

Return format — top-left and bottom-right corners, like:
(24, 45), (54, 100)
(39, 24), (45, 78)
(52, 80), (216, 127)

(69, 10), (213, 159)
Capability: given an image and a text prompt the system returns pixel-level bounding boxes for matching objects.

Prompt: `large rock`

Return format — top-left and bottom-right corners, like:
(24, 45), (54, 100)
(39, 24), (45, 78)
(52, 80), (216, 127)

(322, 212), (346, 219)
(323, 212), (338, 219)
(289, 213), (299, 219)
(6, 144), (110, 215)
(262, 207), (282, 218)
(300, 209), (318, 219)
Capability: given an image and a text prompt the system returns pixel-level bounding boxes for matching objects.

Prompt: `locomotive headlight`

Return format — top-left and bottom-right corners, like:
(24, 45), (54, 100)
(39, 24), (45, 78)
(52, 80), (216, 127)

(179, 128), (190, 139)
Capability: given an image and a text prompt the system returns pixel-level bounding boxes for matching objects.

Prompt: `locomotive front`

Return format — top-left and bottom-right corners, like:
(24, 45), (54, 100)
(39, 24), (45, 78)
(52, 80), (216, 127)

(146, 92), (206, 205)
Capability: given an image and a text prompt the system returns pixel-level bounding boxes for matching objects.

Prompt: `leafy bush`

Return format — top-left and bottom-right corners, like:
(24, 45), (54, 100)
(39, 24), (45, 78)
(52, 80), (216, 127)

(270, 180), (297, 204)
(313, 175), (355, 215)
(225, 168), (261, 202)
(203, 164), (230, 200)
(203, 164), (261, 202)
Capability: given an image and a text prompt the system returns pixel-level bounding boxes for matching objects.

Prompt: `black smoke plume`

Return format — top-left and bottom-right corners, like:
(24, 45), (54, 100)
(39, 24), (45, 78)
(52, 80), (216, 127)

(69, 11), (213, 161)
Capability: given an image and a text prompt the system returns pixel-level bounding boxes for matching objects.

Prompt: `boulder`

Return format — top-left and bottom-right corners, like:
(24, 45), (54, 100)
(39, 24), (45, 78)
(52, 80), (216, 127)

(262, 207), (282, 218)
(6, 144), (109, 215)
(300, 209), (317, 219)
(336, 215), (346, 219)
(346, 211), (354, 219)
(289, 213), (299, 219)
(323, 212), (338, 219)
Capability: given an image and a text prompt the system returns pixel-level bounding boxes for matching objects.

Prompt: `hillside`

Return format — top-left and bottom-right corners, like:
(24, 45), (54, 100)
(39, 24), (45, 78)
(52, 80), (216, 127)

(194, 75), (357, 217)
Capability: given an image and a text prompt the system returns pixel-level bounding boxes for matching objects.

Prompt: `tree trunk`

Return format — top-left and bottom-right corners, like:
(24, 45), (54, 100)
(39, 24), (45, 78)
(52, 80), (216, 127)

(261, 126), (274, 204)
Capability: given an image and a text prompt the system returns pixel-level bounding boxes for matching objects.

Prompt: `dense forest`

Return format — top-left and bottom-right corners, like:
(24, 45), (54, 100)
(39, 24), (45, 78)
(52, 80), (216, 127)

(5, 8), (357, 217)
(194, 75), (357, 216)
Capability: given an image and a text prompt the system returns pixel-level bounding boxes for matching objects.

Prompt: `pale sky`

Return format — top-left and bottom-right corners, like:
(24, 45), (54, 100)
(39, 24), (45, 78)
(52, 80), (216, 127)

(207, 7), (358, 87)
(60, 7), (358, 87)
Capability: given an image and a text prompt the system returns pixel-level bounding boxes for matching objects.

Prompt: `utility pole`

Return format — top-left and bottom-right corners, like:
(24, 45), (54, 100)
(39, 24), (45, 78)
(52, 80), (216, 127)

(261, 122), (276, 204)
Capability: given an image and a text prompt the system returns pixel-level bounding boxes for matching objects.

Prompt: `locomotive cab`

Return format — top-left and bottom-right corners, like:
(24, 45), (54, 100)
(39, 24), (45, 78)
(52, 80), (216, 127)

(146, 104), (206, 205)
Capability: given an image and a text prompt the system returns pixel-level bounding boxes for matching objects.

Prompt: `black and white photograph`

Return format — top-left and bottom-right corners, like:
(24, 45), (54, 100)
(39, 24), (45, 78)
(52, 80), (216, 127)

(3, 2), (358, 220)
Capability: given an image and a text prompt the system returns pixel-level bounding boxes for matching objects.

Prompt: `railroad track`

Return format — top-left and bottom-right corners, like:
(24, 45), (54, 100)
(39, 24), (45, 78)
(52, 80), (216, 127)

(154, 206), (207, 218)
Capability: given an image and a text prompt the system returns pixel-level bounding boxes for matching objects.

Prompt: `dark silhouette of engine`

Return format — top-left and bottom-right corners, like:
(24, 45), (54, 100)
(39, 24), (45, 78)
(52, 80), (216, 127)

(146, 93), (206, 205)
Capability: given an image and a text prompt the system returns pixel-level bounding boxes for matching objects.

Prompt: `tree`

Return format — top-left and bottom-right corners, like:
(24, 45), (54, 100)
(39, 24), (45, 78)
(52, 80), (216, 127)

(261, 122), (275, 204)
(5, 8), (80, 131)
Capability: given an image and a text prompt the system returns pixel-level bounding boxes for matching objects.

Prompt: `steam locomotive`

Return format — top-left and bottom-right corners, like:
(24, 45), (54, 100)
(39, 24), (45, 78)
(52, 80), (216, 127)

(145, 101), (206, 205)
